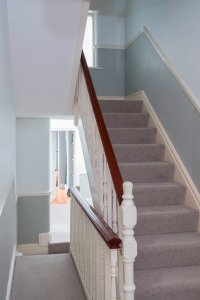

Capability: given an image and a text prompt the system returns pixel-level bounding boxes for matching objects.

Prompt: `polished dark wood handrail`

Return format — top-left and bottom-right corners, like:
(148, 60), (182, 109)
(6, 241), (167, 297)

(69, 187), (122, 249)
(81, 51), (123, 205)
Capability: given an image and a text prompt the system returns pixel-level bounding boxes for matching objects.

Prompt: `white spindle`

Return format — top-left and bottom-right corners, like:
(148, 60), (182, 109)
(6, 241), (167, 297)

(111, 249), (117, 300)
(121, 182), (137, 300)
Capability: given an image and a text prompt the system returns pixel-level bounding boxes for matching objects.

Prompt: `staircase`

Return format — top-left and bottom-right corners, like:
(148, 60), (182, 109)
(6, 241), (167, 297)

(99, 99), (200, 300)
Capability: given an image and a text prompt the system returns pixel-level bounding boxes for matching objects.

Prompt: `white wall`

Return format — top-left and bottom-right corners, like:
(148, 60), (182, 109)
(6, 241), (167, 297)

(0, 0), (16, 299)
(7, 0), (90, 116)
(16, 118), (50, 194)
(126, 0), (200, 105)
(0, 0), (15, 214)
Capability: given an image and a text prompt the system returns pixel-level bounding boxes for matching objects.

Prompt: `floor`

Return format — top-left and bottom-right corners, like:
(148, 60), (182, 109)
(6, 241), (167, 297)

(11, 254), (86, 300)
(51, 187), (70, 205)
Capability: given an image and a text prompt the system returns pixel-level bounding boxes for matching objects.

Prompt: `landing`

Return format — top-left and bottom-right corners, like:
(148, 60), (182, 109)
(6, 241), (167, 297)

(11, 253), (86, 300)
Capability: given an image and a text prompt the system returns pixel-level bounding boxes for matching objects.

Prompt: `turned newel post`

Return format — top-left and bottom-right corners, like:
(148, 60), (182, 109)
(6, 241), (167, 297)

(121, 181), (137, 300)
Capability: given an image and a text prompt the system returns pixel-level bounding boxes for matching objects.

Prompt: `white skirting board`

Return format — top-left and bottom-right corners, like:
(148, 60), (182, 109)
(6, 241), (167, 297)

(6, 245), (16, 300)
(17, 244), (49, 256)
(126, 90), (200, 228)
(17, 233), (49, 255)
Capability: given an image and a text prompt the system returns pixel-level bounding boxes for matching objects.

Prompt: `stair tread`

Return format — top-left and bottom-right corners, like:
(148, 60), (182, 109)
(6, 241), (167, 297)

(136, 205), (198, 235)
(118, 161), (173, 166)
(134, 181), (185, 189)
(135, 265), (200, 299)
(137, 204), (197, 216)
(99, 100), (143, 113)
(118, 161), (174, 167)
(107, 126), (156, 130)
(137, 232), (200, 248)
(136, 232), (200, 270)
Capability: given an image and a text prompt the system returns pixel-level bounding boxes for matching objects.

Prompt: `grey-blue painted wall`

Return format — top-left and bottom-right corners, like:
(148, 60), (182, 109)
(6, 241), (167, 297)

(90, 48), (125, 97)
(17, 195), (50, 244)
(125, 33), (200, 191)
(16, 118), (50, 244)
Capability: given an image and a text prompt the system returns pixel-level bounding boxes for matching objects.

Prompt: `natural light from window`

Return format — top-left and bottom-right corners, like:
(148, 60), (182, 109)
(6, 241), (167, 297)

(83, 14), (94, 67)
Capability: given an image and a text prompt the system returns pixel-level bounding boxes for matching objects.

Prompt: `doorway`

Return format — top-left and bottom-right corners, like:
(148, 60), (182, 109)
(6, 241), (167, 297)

(49, 119), (91, 244)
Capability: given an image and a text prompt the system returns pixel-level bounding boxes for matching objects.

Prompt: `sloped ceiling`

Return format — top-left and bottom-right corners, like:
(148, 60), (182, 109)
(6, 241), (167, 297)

(7, 0), (89, 117)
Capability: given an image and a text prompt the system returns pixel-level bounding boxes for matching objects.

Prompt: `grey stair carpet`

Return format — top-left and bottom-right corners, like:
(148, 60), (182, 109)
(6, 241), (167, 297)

(48, 242), (70, 254)
(99, 99), (200, 299)
(11, 254), (86, 300)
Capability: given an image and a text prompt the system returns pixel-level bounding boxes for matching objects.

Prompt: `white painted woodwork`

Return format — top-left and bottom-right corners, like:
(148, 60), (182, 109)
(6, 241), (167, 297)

(74, 66), (137, 300)
(121, 182), (137, 300)
(76, 67), (120, 234)
(70, 194), (119, 300)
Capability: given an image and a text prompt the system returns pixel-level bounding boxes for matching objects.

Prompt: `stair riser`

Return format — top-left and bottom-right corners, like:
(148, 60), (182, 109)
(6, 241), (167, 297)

(136, 244), (200, 270)
(119, 163), (174, 183)
(113, 145), (165, 162)
(99, 100), (143, 113)
(103, 113), (149, 128)
(108, 128), (157, 144)
(134, 186), (186, 207)
(135, 211), (198, 235)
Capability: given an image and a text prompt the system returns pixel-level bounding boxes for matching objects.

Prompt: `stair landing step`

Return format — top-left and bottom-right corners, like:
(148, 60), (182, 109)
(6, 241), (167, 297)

(135, 265), (200, 300)
(136, 232), (200, 270)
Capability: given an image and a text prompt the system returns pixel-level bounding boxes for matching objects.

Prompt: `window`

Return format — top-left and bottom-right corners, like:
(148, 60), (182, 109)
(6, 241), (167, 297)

(83, 12), (96, 67)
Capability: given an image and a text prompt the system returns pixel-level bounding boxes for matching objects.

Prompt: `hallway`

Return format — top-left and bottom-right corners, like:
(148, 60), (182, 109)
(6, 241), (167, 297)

(11, 253), (86, 300)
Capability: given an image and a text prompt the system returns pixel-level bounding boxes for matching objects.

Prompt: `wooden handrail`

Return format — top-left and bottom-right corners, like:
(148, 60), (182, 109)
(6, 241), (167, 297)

(81, 51), (123, 205)
(69, 187), (122, 249)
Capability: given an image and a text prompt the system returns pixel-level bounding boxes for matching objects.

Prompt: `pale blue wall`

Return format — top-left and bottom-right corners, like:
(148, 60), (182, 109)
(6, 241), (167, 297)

(16, 118), (50, 244)
(89, 1), (125, 97)
(125, 0), (200, 107)
(126, 33), (200, 191)
(90, 48), (125, 96)
(0, 0), (16, 298)
(16, 118), (50, 193)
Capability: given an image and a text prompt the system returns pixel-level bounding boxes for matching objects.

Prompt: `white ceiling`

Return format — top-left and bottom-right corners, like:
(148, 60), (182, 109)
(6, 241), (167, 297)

(7, 0), (89, 117)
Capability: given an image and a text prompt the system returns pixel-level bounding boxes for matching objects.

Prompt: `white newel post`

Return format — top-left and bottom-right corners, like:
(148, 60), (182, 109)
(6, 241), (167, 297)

(122, 181), (137, 300)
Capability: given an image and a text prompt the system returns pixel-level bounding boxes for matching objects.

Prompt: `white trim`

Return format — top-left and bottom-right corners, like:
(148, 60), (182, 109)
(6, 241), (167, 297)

(127, 91), (200, 224)
(125, 29), (144, 49)
(39, 233), (50, 245)
(98, 96), (125, 101)
(17, 244), (48, 255)
(17, 191), (51, 198)
(6, 245), (16, 300)
(15, 113), (74, 118)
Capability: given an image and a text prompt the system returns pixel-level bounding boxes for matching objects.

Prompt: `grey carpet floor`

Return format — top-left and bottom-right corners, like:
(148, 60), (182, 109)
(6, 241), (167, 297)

(11, 254), (86, 300)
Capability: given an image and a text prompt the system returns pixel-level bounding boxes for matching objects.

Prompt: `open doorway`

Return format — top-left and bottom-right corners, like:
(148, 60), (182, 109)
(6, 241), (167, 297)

(49, 119), (91, 244)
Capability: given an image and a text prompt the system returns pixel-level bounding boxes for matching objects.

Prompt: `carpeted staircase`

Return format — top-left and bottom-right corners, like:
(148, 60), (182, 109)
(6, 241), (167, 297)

(99, 99), (200, 300)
